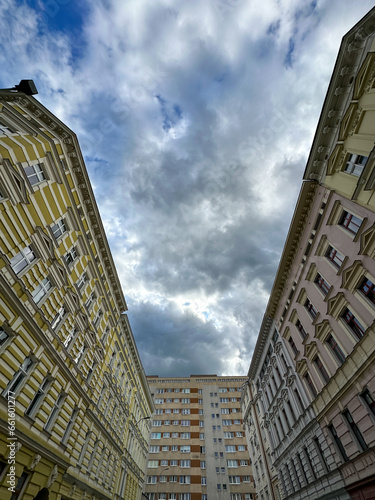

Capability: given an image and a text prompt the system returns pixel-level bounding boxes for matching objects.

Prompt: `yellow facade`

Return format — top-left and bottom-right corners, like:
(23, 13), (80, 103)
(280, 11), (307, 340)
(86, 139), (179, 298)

(0, 90), (153, 500)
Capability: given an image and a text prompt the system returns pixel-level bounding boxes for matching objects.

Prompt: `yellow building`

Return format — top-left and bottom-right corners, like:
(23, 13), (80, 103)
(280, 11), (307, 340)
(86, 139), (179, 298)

(0, 85), (154, 500)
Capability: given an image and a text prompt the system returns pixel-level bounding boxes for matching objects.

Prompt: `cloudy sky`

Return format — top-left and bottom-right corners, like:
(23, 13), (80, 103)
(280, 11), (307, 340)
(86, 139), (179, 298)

(1, 0), (373, 377)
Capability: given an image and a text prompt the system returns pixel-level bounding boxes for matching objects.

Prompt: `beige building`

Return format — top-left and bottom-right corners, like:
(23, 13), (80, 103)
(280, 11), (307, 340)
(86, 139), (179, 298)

(0, 84), (154, 499)
(144, 375), (256, 500)
(242, 7), (375, 500)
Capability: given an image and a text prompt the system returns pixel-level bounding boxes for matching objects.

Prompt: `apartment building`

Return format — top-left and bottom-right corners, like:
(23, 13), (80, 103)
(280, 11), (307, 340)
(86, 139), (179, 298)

(0, 86), (153, 499)
(242, 7), (375, 500)
(144, 375), (256, 500)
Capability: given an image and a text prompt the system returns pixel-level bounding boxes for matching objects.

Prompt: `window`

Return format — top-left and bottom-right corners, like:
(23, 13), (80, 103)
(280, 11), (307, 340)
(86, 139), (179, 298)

(325, 245), (344, 269)
(9, 471), (30, 500)
(0, 326), (10, 348)
(295, 319), (308, 340)
(10, 246), (36, 274)
(32, 277), (52, 304)
(170, 459), (177, 466)
(225, 445), (236, 453)
(201, 461), (206, 469)
(24, 163), (46, 185)
(360, 389), (375, 417)
(341, 308), (365, 340)
(44, 393), (65, 431)
(51, 219), (67, 239)
(240, 460), (248, 466)
(163, 433), (170, 438)
(51, 307), (66, 329)
(159, 475), (167, 482)
(148, 460), (158, 468)
(199, 421), (204, 427)
(288, 337), (298, 356)
(200, 433), (205, 439)
(76, 272), (87, 290)
(229, 476), (240, 484)
(314, 355), (330, 383)
(315, 273), (330, 296)
(305, 298), (318, 320)
(221, 408), (229, 414)
(181, 432), (190, 439)
(328, 423), (348, 461)
(339, 211), (362, 235)
(242, 476), (251, 482)
(179, 476), (190, 484)
(2, 357), (34, 396)
(181, 420), (190, 426)
(149, 446), (160, 453)
(201, 476), (207, 485)
(146, 476), (157, 484)
(151, 433), (161, 439)
(237, 445), (245, 451)
(172, 432), (178, 438)
(180, 460), (190, 468)
(85, 292), (96, 309)
(181, 408), (190, 415)
(358, 277), (375, 305)
(25, 376), (50, 417)
(171, 445), (178, 451)
(342, 409), (368, 451)
(326, 334), (346, 365)
(227, 460), (238, 467)
(65, 247), (77, 266)
(181, 398), (190, 404)
(304, 373), (317, 398)
(162, 446), (170, 452)
(181, 446), (190, 453)
(0, 118), (17, 134)
(181, 388), (190, 393)
(345, 153), (367, 176)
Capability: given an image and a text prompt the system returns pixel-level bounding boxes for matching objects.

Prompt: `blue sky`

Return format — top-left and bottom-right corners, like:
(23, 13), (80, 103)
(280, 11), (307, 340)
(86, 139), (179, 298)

(1, 0), (374, 376)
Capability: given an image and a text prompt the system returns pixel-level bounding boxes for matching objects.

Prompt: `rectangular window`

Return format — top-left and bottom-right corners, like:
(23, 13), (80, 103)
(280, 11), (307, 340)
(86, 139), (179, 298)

(345, 154), (367, 177)
(201, 461), (206, 469)
(358, 277), (375, 305)
(32, 278), (52, 304)
(339, 211), (362, 235)
(229, 476), (240, 484)
(315, 273), (330, 296)
(325, 245), (344, 269)
(326, 334), (346, 365)
(296, 319), (308, 340)
(180, 460), (190, 468)
(227, 460), (238, 467)
(225, 446), (236, 453)
(314, 355), (330, 383)
(24, 163), (46, 185)
(51, 219), (67, 239)
(51, 307), (66, 330)
(304, 373), (317, 398)
(44, 393), (65, 431)
(151, 433), (161, 439)
(305, 298), (318, 320)
(288, 337), (298, 356)
(360, 388), (375, 417)
(148, 460), (158, 468)
(2, 357), (33, 396)
(341, 308), (365, 340)
(180, 446), (190, 453)
(328, 423), (348, 461)
(65, 247), (77, 266)
(149, 446), (159, 453)
(25, 377), (50, 417)
(10, 246), (36, 274)
(76, 272), (87, 290)
(342, 409), (368, 451)
(0, 326), (10, 348)
(179, 476), (190, 484)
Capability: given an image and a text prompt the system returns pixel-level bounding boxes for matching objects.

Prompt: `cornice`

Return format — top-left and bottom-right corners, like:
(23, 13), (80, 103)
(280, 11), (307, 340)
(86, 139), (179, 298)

(303, 7), (375, 182)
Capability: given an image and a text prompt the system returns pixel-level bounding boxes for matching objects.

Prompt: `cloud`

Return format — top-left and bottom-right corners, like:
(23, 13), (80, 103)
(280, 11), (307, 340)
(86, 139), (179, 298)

(1, 0), (374, 377)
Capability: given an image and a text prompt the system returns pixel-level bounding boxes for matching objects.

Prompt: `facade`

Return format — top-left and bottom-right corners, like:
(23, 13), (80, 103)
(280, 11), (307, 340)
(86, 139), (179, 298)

(242, 7), (375, 500)
(144, 375), (256, 500)
(0, 88), (154, 499)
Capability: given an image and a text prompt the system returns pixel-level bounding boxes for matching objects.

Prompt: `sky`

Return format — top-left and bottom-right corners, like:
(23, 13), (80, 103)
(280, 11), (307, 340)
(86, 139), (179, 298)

(1, 0), (374, 377)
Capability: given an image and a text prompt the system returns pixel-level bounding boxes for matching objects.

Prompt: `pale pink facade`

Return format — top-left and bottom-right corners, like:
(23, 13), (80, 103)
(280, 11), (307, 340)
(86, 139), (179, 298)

(242, 7), (375, 500)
